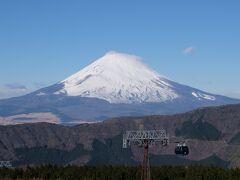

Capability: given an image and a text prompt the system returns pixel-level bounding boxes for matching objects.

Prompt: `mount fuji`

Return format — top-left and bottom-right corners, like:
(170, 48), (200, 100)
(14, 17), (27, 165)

(0, 52), (239, 125)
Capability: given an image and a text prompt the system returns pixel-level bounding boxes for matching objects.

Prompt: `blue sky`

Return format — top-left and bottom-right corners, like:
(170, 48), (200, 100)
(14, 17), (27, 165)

(0, 0), (240, 99)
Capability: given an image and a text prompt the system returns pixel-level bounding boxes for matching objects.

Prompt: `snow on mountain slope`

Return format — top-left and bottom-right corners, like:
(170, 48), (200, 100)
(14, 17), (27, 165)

(57, 52), (178, 103)
(55, 51), (217, 103)
(1, 51), (239, 124)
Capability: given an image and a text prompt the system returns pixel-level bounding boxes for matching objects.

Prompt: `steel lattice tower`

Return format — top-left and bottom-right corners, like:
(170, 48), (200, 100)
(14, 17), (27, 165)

(123, 130), (169, 180)
(0, 161), (12, 168)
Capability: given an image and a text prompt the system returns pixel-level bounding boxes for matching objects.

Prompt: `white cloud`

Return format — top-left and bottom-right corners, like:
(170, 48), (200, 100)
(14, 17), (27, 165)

(0, 84), (30, 99)
(182, 46), (195, 55)
(5, 83), (27, 90)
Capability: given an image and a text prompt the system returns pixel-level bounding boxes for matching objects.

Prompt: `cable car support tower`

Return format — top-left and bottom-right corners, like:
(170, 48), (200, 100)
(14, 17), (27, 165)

(123, 130), (169, 180)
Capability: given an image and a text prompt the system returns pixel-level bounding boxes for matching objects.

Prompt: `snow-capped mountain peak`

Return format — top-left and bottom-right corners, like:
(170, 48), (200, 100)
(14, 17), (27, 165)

(57, 51), (179, 103)
(1, 51), (239, 124)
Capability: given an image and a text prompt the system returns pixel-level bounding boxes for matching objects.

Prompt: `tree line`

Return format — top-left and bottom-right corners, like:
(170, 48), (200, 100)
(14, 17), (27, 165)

(0, 165), (240, 180)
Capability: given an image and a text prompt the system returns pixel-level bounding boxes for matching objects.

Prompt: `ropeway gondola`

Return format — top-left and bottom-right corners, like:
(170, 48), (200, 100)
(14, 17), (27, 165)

(174, 142), (189, 156)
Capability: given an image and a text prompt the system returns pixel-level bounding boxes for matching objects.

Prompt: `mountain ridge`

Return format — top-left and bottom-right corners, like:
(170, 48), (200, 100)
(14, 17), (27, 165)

(1, 103), (240, 167)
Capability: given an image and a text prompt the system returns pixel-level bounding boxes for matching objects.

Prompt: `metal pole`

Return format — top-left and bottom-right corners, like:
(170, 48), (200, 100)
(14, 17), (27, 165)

(141, 140), (150, 180)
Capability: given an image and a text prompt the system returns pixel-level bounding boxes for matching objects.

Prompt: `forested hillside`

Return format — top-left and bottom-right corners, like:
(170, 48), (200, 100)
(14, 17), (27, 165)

(1, 165), (240, 180)
(1, 104), (240, 167)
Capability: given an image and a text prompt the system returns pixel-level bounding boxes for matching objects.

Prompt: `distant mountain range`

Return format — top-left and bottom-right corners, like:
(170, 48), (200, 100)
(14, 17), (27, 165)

(1, 103), (240, 167)
(0, 51), (239, 125)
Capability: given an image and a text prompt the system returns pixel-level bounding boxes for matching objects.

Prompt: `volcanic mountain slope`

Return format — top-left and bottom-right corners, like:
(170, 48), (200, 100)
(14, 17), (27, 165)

(0, 52), (239, 124)
(59, 51), (179, 103)
(1, 104), (240, 167)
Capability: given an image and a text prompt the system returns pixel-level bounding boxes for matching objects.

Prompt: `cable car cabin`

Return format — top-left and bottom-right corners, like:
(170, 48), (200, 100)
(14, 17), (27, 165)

(175, 143), (189, 156)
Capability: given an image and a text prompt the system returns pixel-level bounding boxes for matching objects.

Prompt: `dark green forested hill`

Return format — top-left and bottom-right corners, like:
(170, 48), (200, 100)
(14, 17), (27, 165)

(1, 165), (240, 180)
(1, 104), (240, 167)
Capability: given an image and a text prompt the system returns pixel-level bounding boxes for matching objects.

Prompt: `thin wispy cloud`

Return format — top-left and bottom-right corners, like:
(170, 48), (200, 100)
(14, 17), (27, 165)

(182, 47), (195, 55)
(5, 83), (27, 90)
(0, 83), (29, 99)
(0, 82), (49, 99)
